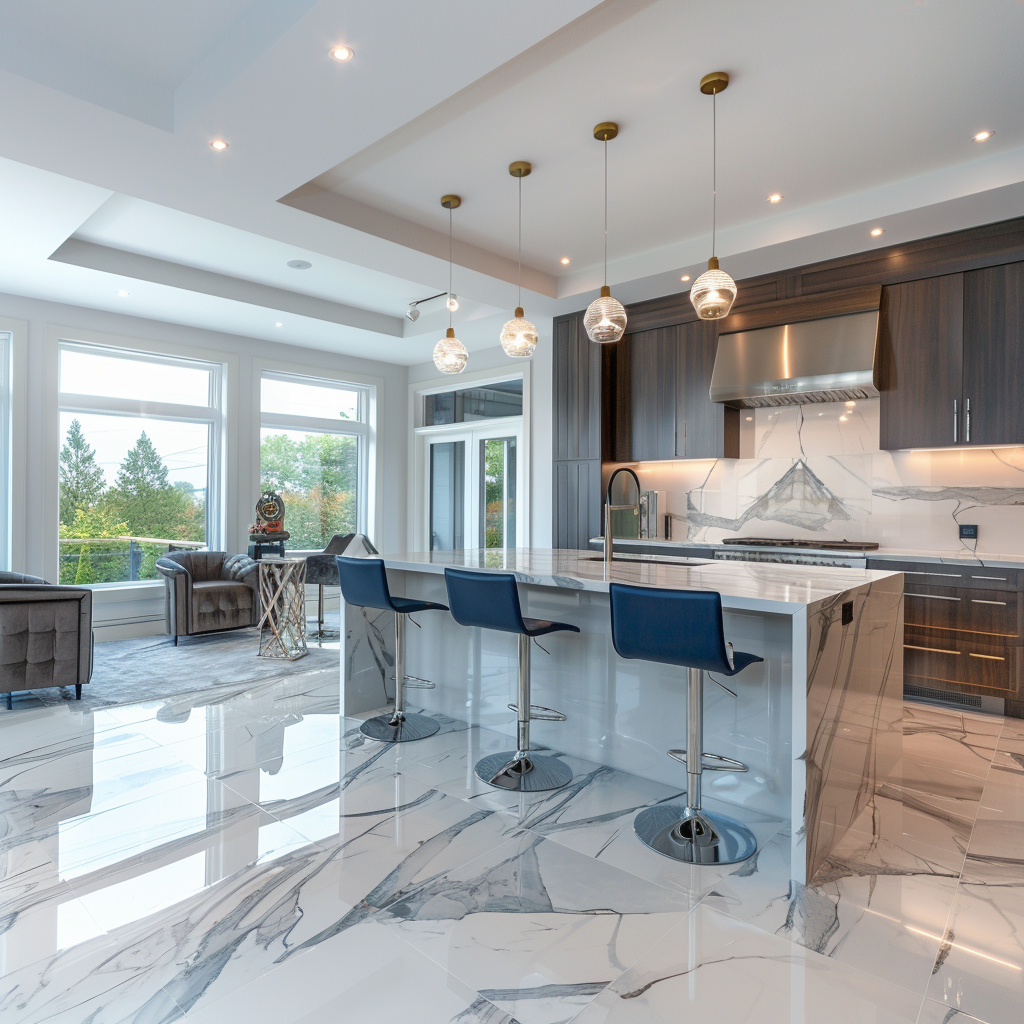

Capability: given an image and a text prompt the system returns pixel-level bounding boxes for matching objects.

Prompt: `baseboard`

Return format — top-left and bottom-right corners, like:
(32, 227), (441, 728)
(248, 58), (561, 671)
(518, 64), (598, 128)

(94, 620), (169, 643)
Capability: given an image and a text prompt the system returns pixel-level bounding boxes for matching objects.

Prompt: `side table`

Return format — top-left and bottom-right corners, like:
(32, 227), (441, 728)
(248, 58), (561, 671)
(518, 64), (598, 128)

(257, 558), (308, 660)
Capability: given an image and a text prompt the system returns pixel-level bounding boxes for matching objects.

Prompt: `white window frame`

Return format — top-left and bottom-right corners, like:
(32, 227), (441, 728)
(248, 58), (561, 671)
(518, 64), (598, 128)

(256, 365), (378, 546)
(46, 326), (233, 587)
(0, 328), (11, 570)
(410, 365), (530, 552)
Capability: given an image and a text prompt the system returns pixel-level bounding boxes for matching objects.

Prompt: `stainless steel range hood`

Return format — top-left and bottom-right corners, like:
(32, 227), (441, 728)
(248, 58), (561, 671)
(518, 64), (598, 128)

(710, 310), (879, 407)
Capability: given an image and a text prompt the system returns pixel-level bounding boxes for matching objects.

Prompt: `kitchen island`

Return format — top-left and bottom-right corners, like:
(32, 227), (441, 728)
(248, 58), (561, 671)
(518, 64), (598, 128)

(341, 548), (903, 883)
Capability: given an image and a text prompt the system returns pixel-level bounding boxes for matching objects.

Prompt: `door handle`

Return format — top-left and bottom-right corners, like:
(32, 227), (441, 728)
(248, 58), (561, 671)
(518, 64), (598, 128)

(953, 398), (958, 443)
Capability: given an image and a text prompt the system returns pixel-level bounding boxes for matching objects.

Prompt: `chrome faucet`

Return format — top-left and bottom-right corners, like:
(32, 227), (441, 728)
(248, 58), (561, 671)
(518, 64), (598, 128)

(604, 467), (642, 563)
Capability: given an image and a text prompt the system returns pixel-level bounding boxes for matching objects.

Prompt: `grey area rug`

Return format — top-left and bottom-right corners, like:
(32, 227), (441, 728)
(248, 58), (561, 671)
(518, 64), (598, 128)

(2, 623), (343, 715)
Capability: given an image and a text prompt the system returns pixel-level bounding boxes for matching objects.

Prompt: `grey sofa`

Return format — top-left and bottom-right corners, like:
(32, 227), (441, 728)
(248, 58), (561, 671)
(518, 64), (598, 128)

(155, 552), (260, 645)
(0, 571), (93, 709)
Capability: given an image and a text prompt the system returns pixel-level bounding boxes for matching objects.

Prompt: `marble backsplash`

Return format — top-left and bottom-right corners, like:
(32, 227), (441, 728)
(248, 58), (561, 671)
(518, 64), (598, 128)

(614, 398), (1024, 555)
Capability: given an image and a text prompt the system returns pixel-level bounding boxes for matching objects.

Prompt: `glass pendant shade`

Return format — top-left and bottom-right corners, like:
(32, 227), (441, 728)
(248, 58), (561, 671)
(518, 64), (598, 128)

(500, 307), (538, 358)
(584, 286), (627, 344)
(433, 327), (468, 374)
(690, 257), (737, 320)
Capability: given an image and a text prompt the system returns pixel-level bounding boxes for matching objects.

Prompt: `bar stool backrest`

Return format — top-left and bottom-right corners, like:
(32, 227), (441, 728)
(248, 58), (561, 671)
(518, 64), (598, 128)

(336, 556), (393, 611)
(444, 567), (528, 635)
(609, 583), (735, 673)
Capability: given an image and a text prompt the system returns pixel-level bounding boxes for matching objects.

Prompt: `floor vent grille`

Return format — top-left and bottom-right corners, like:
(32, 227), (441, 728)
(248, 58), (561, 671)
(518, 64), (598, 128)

(905, 684), (982, 709)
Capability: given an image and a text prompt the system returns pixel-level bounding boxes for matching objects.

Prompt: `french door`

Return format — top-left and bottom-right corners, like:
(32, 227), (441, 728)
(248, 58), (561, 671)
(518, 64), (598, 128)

(420, 418), (523, 552)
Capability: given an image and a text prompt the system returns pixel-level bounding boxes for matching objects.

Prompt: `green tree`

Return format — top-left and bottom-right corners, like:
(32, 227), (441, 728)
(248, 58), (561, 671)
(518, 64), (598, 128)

(59, 506), (130, 584)
(259, 433), (300, 492)
(113, 432), (169, 492)
(59, 419), (106, 526)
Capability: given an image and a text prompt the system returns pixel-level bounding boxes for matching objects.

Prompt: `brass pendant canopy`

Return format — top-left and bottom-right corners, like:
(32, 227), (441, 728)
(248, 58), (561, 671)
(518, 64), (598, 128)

(440, 194), (461, 209)
(593, 122), (619, 141)
(699, 71), (729, 95)
(508, 161), (532, 178)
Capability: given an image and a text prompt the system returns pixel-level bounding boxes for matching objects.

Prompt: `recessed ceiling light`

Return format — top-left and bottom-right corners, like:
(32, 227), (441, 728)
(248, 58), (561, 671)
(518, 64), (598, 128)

(680, 275), (690, 282)
(973, 130), (993, 142)
(116, 289), (129, 297)
(275, 322), (283, 327)
(870, 227), (884, 237)
(767, 193), (783, 204)
(560, 257), (571, 265)
(330, 45), (354, 62)
(210, 139), (228, 151)
(287, 260), (312, 269)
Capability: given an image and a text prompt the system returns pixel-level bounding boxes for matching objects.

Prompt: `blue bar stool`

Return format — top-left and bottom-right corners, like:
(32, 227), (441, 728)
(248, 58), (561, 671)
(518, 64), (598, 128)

(609, 583), (764, 865)
(444, 567), (580, 791)
(337, 556), (448, 743)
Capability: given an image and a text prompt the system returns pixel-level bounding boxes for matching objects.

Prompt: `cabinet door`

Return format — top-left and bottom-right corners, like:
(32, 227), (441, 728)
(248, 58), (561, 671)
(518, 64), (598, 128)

(628, 327), (678, 461)
(963, 261), (1024, 447)
(878, 275), (964, 451)
(553, 312), (600, 461)
(677, 320), (735, 458)
(552, 460), (601, 549)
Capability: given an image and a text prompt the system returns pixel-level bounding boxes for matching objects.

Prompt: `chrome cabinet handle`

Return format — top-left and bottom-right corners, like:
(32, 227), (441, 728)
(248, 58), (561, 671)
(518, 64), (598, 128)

(953, 398), (958, 443)
(965, 398), (971, 443)
(971, 599), (1007, 606)
(905, 592), (960, 601)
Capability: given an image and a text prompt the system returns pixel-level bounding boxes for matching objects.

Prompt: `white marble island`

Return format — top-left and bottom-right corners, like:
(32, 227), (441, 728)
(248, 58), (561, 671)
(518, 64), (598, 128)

(341, 548), (904, 883)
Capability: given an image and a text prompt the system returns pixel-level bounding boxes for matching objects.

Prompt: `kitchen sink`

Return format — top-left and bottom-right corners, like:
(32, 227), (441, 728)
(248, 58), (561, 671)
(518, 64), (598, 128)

(581, 555), (712, 567)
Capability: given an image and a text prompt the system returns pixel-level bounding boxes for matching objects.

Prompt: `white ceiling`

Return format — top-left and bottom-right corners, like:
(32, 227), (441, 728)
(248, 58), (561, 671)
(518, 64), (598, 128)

(0, 0), (1022, 365)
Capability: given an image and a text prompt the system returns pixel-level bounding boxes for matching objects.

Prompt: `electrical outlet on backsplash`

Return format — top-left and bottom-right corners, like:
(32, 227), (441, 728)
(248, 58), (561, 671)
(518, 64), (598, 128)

(629, 398), (1024, 556)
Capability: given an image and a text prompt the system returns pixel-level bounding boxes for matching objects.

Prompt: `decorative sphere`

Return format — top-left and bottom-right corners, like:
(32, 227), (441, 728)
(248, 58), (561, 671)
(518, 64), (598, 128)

(690, 263), (737, 320)
(500, 308), (538, 358)
(584, 288), (627, 344)
(433, 329), (468, 373)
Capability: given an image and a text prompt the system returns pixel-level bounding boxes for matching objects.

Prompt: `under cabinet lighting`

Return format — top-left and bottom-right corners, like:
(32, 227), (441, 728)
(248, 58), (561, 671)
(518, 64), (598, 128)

(330, 45), (354, 62)
(973, 130), (993, 142)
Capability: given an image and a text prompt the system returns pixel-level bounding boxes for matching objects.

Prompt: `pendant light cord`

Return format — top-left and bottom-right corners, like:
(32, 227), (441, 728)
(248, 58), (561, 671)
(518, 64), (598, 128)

(448, 206), (453, 329)
(603, 138), (609, 286)
(518, 174), (522, 308)
(712, 89), (717, 258)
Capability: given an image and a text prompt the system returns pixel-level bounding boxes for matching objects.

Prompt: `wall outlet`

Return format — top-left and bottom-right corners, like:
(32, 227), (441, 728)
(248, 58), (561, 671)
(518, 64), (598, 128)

(959, 524), (979, 540)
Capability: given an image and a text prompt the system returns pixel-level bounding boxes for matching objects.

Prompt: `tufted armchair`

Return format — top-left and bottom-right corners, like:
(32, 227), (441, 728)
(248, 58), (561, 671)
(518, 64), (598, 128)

(0, 571), (93, 709)
(155, 552), (260, 645)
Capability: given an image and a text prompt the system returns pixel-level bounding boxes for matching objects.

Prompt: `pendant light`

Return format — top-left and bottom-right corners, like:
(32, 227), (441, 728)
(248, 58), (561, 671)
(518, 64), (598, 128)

(500, 161), (538, 358)
(433, 195), (469, 374)
(584, 122), (627, 344)
(691, 72), (738, 320)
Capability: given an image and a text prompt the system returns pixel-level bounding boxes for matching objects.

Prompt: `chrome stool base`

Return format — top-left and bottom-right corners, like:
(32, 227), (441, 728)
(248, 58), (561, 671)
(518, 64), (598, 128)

(359, 712), (439, 743)
(633, 803), (756, 865)
(475, 751), (573, 792)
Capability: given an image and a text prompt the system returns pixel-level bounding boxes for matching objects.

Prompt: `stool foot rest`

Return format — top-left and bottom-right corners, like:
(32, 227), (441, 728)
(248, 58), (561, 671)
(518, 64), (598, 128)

(634, 803), (757, 865)
(359, 711), (440, 743)
(506, 702), (566, 722)
(667, 749), (749, 773)
(475, 751), (573, 792)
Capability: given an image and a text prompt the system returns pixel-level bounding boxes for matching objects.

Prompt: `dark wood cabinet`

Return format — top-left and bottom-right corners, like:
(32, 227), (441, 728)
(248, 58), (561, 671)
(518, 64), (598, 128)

(677, 320), (738, 459)
(878, 274), (964, 451)
(879, 261), (1024, 450)
(962, 260), (1024, 447)
(606, 321), (737, 462)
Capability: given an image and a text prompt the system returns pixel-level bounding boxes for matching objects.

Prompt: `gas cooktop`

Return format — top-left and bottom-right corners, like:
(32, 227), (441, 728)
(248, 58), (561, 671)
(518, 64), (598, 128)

(720, 538), (879, 551)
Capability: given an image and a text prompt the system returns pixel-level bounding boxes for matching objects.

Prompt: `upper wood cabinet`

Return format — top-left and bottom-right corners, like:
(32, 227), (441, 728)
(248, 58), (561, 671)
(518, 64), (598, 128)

(962, 261), (1024, 447)
(553, 312), (601, 462)
(608, 321), (737, 462)
(879, 262), (1024, 450)
(878, 274), (964, 450)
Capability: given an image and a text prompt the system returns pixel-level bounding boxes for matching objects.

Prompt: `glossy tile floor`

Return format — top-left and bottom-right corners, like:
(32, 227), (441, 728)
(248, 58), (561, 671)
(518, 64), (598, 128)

(1, 676), (1021, 1024)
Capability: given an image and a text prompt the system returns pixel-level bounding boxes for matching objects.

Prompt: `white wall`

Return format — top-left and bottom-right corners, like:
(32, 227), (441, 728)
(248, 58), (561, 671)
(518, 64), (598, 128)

(1, 292), (408, 636)
(406, 324), (553, 549)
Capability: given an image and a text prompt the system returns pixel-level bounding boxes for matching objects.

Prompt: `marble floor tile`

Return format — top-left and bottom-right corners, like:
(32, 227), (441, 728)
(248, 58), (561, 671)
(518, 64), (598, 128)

(925, 881), (1024, 1024)
(181, 920), (522, 1024)
(917, 996), (997, 1024)
(571, 904), (925, 1024)
(370, 830), (693, 1024)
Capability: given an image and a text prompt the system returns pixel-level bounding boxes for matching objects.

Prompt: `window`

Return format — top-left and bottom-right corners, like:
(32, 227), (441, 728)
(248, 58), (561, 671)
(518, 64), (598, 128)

(424, 379), (522, 425)
(57, 342), (223, 585)
(259, 371), (371, 550)
(0, 331), (9, 569)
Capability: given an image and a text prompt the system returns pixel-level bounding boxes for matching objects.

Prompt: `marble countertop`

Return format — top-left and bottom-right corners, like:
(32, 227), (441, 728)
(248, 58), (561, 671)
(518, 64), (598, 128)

(587, 536), (1024, 569)
(381, 548), (900, 614)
